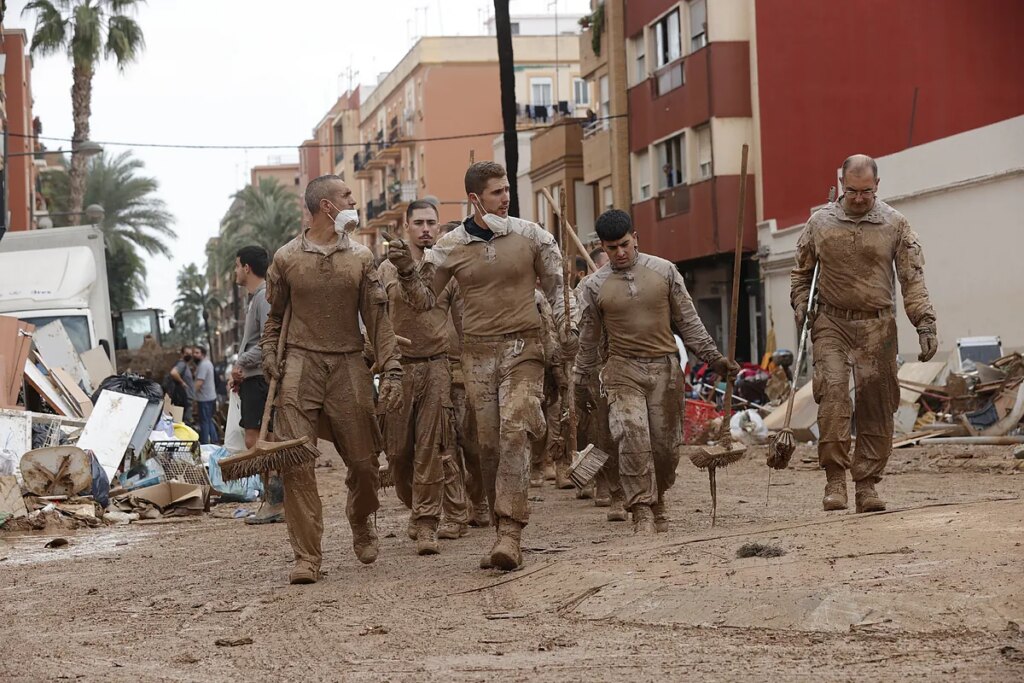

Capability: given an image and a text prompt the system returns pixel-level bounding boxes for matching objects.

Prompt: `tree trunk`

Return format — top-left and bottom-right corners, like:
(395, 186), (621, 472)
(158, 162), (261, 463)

(493, 0), (519, 217)
(68, 62), (94, 225)
(202, 309), (214, 362)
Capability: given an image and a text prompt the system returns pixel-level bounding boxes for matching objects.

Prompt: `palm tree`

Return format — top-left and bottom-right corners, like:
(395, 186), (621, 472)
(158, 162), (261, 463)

(23, 0), (146, 223)
(215, 177), (303, 277)
(174, 263), (223, 358)
(493, 0), (519, 216)
(38, 150), (175, 309)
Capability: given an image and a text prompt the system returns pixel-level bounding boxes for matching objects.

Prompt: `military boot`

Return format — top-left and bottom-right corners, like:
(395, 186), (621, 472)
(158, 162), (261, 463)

(469, 502), (492, 528)
(406, 513), (418, 540)
(593, 478), (611, 507)
(576, 481), (595, 499)
(289, 561), (320, 585)
(351, 517), (380, 565)
(651, 500), (669, 533)
(631, 504), (656, 535)
(822, 466), (848, 511)
(606, 494), (628, 522)
(855, 480), (886, 513)
(438, 520), (468, 539)
(415, 520), (440, 555)
(530, 465), (545, 488)
(488, 518), (524, 571)
(554, 460), (574, 489)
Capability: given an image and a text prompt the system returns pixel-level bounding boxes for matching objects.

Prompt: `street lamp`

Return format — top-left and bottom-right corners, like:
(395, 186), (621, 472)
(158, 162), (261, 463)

(35, 203), (106, 229)
(1, 130), (104, 239)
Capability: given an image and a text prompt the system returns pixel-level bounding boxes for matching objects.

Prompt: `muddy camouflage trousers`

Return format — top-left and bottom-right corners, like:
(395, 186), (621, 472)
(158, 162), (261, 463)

(462, 332), (546, 525)
(603, 355), (684, 509)
(812, 312), (899, 483)
(275, 348), (382, 570)
(452, 381), (484, 509)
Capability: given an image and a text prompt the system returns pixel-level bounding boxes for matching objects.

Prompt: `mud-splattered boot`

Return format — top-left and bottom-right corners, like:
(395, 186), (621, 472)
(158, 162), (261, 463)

(488, 518), (524, 571)
(542, 458), (556, 482)
(406, 513), (418, 540)
(438, 520), (468, 539)
(822, 466), (848, 511)
(606, 494), (628, 522)
(593, 478), (611, 507)
(530, 465), (545, 488)
(351, 517), (380, 565)
(289, 561), (320, 585)
(651, 500), (669, 533)
(416, 520), (440, 556)
(631, 504), (656, 535)
(469, 502), (492, 528)
(576, 481), (595, 500)
(555, 460), (574, 489)
(855, 480), (886, 513)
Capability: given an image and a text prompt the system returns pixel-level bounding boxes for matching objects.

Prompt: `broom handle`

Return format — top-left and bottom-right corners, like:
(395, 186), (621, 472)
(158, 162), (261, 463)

(541, 187), (597, 273)
(558, 190), (578, 454)
(258, 304), (293, 443)
(718, 144), (749, 441)
(781, 262), (819, 431)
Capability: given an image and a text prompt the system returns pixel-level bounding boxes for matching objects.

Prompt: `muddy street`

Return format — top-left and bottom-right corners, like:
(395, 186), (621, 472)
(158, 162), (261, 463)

(2, 445), (1022, 682)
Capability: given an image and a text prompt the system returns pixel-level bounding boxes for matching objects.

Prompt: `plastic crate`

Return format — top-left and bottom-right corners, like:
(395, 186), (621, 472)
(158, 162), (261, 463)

(683, 399), (720, 444)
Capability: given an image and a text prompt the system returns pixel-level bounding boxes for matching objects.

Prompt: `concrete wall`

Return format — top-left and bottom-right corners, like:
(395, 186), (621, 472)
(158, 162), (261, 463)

(3, 30), (34, 232)
(759, 116), (1024, 357)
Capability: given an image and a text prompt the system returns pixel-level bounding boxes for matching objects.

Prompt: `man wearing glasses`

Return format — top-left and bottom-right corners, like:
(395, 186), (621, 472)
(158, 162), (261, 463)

(791, 154), (937, 514)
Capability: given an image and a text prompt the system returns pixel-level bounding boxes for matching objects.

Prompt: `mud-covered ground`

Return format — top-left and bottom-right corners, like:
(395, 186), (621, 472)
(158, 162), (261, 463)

(2, 444), (1022, 682)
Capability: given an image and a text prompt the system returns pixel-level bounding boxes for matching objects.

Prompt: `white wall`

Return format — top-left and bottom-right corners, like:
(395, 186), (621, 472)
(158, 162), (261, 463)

(758, 116), (1024, 358)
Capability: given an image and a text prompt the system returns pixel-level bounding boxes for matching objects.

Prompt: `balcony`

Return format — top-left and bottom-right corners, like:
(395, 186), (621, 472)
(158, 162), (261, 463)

(376, 140), (401, 162)
(582, 124), (611, 184)
(578, 24), (607, 79)
(393, 110), (417, 147)
(653, 57), (685, 97)
(353, 151), (375, 180)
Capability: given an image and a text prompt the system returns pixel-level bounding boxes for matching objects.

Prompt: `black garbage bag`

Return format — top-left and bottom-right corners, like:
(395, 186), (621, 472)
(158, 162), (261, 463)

(91, 373), (164, 406)
(87, 450), (110, 508)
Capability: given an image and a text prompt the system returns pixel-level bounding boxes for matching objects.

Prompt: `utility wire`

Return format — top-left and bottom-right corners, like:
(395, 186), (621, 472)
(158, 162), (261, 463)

(13, 114), (627, 151)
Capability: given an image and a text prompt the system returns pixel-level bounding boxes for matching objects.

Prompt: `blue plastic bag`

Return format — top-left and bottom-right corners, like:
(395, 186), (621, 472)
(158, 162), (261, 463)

(207, 446), (263, 502)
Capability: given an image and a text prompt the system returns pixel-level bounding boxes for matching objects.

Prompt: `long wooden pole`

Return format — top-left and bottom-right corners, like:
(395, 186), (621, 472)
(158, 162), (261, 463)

(558, 190), (577, 457)
(540, 187), (597, 273)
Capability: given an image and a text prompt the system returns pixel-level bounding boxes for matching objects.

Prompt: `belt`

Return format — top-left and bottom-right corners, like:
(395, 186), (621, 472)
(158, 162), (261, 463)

(463, 329), (541, 344)
(819, 302), (893, 321)
(609, 354), (674, 364)
(400, 353), (447, 364)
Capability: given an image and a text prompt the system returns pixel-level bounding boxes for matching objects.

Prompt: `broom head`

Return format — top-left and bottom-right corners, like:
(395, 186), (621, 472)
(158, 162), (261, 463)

(766, 428), (796, 470)
(568, 444), (609, 489)
(690, 440), (747, 470)
(219, 436), (318, 481)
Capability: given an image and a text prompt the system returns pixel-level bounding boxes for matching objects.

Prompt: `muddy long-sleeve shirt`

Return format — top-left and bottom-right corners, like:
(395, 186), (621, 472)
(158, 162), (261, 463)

(791, 200), (936, 331)
(576, 252), (723, 375)
(378, 258), (458, 359)
(262, 230), (401, 373)
(396, 216), (576, 338)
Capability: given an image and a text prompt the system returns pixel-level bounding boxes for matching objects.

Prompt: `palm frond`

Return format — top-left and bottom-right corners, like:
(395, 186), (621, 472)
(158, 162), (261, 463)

(23, 0), (70, 56)
(105, 14), (145, 68)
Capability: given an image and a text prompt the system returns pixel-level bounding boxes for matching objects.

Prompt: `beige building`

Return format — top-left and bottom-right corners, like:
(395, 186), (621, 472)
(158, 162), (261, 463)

(758, 115), (1024, 359)
(353, 34), (580, 252)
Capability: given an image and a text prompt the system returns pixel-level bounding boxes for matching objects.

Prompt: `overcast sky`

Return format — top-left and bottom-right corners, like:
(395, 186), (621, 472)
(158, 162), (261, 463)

(8, 0), (589, 314)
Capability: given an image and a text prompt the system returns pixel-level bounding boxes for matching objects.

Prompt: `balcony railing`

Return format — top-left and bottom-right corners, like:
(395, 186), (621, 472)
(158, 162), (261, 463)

(354, 152), (367, 171)
(657, 184), (691, 219)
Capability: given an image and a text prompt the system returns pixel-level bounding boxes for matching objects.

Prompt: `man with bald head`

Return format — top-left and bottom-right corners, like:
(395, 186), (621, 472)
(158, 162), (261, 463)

(791, 155), (937, 513)
(262, 174), (403, 584)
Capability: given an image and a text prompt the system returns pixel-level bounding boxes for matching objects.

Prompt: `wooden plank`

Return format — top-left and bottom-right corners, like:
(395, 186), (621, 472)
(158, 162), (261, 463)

(9, 322), (35, 406)
(33, 320), (92, 394)
(80, 346), (115, 389)
(50, 367), (93, 419)
(23, 360), (75, 416)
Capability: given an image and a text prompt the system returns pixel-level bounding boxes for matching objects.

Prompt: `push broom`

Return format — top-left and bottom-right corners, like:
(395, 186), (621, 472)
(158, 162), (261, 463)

(689, 144), (750, 526)
(219, 305), (320, 481)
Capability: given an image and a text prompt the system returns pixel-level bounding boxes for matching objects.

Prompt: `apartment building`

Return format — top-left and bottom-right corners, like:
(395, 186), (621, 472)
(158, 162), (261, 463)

(2, 28), (41, 234)
(353, 33), (580, 251)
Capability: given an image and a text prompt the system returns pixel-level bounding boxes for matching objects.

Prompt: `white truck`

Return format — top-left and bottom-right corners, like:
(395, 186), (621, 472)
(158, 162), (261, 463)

(0, 225), (116, 369)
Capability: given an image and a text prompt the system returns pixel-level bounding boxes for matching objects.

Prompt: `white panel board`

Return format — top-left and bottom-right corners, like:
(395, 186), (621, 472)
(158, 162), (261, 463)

(77, 390), (149, 480)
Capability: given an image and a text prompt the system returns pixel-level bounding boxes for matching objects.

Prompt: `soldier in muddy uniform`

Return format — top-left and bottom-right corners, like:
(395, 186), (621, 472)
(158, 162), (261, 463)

(576, 210), (736, 534)
(262, 174), (403, 585)
(792, 154), (937, 513)
(388, 161), (575, 571)
(379, 201), (469, 555)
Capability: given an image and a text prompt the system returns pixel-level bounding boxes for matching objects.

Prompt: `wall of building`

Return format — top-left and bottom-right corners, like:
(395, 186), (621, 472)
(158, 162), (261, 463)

(3, 30), (34, 232)
(759, 116), (1024, 357)
(755, 0), (1024, 231)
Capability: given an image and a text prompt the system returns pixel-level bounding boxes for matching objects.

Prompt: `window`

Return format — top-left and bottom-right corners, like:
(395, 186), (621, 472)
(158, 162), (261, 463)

(657, 133), (686, 190)
(510, 22), (520, 35)
(689, 0), (707, 51)
(631, 33), (646, 85)
(573, 78), (589, 107)
(654, 9), (681, 68)
(696, 125), (712, 179)
(655, 61), (684, 96)
(530, 77), (553, 106)
(633, 149), (652, 200)
(599, 75), (610, 119)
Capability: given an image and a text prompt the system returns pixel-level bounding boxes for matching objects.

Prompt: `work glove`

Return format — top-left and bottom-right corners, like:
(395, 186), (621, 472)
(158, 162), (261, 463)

(377, 370), (404, 412)
(710, 356), (740, 380)
(917, 328), (938, 362)
(561, 329), (580, 361)
(387, 238), (416, 277)
(262, 348), (282, 382)
(794, 301), (814, 330)
(575, 374), (596, 412)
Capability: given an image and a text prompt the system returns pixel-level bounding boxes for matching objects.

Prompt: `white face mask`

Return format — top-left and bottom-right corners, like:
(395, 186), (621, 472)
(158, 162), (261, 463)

(327, 203), (359, 234)
(472, 197), (508, 232)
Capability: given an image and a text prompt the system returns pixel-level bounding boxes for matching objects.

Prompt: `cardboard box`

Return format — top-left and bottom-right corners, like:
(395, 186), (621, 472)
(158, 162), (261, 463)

(129, 481), (208, 512)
